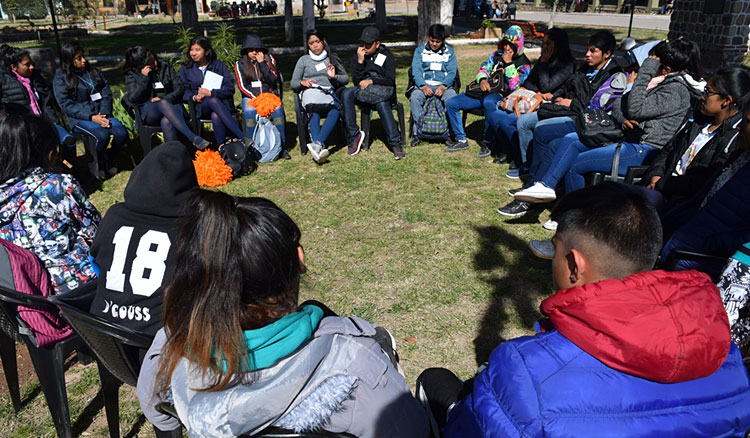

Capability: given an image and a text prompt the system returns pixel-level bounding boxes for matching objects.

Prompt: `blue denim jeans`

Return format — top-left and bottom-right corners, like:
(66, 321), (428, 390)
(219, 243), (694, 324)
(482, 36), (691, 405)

(308, 107), (340, 147)
(515, 112), (539, 164)
(528, 116), (576, 180)
(486, 109), (519, 159)
(340, 86), (401, 147)
(242, 97), (286, 146)
(444, 92), (501, 142)
(537, 132), (589, 189)
(565, 142), (660, 192)
(72, 118), (128, 155)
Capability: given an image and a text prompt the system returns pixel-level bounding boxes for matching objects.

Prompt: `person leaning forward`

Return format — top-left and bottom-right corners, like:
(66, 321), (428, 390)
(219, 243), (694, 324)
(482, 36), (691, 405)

(340, 26), (405, 160)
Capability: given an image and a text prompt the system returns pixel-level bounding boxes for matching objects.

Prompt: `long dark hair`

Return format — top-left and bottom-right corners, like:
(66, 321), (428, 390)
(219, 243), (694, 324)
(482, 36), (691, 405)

(183, 36), (216, 68)
(157, 190), (303, 393)
(0, 111), (56, 182)
(123, 45), (156, 74)
(544, 27), (575, 71)
(60, 41), (100, 95)
(710, 68), (750, 112)
(305, 29), (343, 68)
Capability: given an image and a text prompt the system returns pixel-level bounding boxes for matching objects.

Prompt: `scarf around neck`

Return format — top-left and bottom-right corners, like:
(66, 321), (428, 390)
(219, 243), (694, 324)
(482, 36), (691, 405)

(309, 49), (328, 62)
(12, 71), (41, 116)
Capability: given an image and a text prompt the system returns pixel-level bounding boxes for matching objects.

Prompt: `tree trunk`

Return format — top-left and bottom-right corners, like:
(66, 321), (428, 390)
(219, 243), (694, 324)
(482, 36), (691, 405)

(548, 0), (557, 28)
(302, 0), (314, 47)
(417, 0), (454, 45)
(284, 0), (294, 44)
(181, 0), (199, 29)
(375, 0), (386, 31)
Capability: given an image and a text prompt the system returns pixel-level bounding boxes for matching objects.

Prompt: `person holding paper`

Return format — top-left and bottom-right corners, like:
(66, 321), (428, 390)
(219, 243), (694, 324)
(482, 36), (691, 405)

(123, 46), (209, 150)
(290, 29), (349, 164)
(235, 34), (287, 156)
(53, 41), (129, 180)
(180, 37), (248, 146)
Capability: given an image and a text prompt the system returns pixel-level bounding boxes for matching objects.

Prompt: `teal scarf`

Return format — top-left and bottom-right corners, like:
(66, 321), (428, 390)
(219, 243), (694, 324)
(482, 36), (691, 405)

(243, 304), (324, 370)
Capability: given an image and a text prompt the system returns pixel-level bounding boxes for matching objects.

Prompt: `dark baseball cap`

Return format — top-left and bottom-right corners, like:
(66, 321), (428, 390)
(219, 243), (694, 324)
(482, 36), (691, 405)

(360, 26), (380, 44)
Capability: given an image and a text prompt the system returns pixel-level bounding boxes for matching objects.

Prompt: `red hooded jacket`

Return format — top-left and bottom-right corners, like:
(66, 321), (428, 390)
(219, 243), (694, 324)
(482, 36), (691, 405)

(541, 269), (731, 383)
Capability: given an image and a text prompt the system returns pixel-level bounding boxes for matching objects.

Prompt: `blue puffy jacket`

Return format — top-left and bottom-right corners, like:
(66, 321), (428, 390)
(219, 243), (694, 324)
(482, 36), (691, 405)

(444, 270), (750, 438)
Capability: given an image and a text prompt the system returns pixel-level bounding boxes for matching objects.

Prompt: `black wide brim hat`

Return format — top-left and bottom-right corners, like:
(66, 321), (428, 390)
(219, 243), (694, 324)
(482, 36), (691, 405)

(241, 34), (268, 54)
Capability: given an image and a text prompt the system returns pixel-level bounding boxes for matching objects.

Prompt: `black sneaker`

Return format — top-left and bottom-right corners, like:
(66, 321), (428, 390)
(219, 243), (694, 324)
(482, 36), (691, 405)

(445, 139), (469, 152)
(507, 187), (524, 196)
(392, 144), (406, 160)
(410, 136), (420, 147)
(492, 153), (509, 164)
(477, 146), (492, 158)
(496, 200), (531, 218)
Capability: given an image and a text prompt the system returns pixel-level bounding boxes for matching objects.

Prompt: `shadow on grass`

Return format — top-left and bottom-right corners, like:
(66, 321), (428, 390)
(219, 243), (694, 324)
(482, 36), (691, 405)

(71, 388), (104, 436)
(472, 225), (550, 365)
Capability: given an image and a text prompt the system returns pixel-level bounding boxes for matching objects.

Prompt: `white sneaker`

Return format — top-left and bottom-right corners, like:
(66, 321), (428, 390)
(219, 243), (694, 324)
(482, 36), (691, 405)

(542, 220), (558, 231)
(308, 142), (329, 163)
(307, 142), (320, 161)
(316, 147), (329, 164)
(514, 182), (557, 203)
(529, 238), (555, 260)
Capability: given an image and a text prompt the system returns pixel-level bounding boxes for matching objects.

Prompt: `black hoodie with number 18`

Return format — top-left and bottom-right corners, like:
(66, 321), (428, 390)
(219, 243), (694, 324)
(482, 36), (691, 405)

(89, 142), (198, 336)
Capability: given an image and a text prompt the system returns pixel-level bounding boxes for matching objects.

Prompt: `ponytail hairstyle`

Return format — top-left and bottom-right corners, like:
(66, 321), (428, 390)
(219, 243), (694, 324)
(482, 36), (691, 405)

(157, 190), (303, 393)
(123, 45), (156, 74)
(659, 38), (703, 81)
(60, 41), (100, 95)
(183, 36), (216, 68)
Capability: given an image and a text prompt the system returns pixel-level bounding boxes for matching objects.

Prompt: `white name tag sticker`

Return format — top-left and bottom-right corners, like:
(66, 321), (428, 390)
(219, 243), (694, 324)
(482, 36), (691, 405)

(33, 91), (39, 99)
(374, 53), (386, 67)
(153, 82), (164, 89)
(315, 62), (326, 71)
(251, 81), (262, 88)
(430, 62), (442, 71)
(90, 92), (102, 102)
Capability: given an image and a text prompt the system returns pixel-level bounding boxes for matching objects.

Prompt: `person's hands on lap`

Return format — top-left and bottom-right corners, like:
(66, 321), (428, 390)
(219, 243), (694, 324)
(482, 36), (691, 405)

(359, 79), (373, 89)
(647, 175), (661, 190)
(554, 97), (572, 107)
(435, 85), (446, 97)
(421, 85), (434, 97)
(479, 78), (491, 93)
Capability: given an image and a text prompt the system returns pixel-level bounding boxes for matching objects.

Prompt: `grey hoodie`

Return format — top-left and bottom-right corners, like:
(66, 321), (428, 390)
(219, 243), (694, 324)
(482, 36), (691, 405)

(612, 57), (705, 149)
(138, 316), (430, 438)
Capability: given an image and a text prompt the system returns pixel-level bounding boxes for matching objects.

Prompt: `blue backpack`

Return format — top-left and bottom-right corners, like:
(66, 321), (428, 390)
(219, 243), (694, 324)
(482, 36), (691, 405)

(251, 115), (282, 162)
(416, 96), (449, 141)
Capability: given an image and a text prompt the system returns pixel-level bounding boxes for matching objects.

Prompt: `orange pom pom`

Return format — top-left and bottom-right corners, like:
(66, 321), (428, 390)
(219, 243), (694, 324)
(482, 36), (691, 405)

(247, 93), (282, 118)
(193, 149), (233, 187)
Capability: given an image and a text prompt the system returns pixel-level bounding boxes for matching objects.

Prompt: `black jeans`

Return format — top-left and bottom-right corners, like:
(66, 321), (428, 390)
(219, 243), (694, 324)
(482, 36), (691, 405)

(340, 86), (401, 147)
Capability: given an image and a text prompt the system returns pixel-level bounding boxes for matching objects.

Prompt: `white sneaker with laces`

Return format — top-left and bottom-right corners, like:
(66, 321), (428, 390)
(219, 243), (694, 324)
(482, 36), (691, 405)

(543, 220), (558, 231)
(529, 238), (555, 260)
(514, 182), (557, 203)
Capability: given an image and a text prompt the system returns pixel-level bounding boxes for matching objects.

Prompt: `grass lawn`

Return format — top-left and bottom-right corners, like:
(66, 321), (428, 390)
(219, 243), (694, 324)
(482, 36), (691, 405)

(0, 27), (649, 435)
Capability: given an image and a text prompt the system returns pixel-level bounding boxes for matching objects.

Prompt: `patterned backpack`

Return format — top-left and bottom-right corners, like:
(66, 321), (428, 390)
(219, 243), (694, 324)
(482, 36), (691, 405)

(416, 96), (449, 141)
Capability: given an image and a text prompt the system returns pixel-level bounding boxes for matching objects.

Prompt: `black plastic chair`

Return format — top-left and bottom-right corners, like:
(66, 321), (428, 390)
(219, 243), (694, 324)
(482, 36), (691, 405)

(129, 102), (164, 157)
(0, 282), (95, 438)
(70, 131), (104, 179)
(358, 98), (407, 151)
(51, 292), (180, 438)
(155, 402), (355, 437)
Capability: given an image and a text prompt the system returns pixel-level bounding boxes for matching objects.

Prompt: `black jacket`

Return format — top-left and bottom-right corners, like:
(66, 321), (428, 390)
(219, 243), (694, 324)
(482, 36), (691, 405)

(350, 45), (396, 88)
(89, 141), (198, 336)
(123, 57), (184, 111)
(0, 67), (60, 125)
(644, 111), (743, 199)
(523, 59), (575, 95)
(52, 67), (113, 128)
(541, 58), (622, 118)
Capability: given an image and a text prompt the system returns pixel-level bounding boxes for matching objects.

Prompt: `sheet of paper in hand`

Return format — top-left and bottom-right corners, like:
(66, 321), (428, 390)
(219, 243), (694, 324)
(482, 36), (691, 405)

(201, 70), (224, 91)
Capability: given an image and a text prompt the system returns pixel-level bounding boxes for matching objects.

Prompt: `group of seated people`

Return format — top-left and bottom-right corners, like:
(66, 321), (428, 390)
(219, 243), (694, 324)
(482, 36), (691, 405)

(2, 20), (750, 438)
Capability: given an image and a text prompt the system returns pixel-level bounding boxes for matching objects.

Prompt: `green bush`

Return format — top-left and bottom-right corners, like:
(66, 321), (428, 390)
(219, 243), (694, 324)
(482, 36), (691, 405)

(111, 90), (135, 138)
(481, 19), (496, 29)
(211, 23), (241, 70)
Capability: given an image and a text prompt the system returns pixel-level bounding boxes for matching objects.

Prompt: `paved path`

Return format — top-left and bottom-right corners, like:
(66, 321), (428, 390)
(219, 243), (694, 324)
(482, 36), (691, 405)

(513, 10), (671, 30)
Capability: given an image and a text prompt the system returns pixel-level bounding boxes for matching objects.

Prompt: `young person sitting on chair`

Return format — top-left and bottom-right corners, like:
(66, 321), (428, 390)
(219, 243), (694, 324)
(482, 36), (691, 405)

(123, 46), (210, 150)
(137, 191), (430, 437)
(408, 24), (458, 144)
(443, 25), (531, 158)
(340, 26), (406, 160)
(89, 141), (198, 337)
(291, 29), (349, 164)
(418, 182), (750, 437)
(180, 37), (249, 147)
